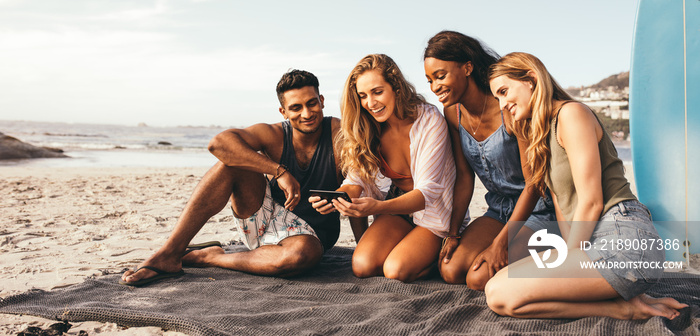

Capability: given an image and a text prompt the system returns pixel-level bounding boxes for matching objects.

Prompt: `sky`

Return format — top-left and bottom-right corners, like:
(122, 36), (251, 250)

(0, 0), (640, 127)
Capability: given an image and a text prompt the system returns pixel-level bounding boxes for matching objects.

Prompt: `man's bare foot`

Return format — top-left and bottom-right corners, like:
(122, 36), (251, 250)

(121, 250), (183, 284)
(618, 294), (688, 319)
(182, 246), (225, 267)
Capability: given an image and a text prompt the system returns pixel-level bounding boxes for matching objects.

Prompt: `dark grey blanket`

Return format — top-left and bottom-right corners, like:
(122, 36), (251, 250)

(1, 247), (699, 336)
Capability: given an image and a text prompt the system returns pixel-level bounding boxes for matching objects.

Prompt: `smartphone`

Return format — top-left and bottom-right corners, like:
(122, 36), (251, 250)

(309, 190), (352, 203)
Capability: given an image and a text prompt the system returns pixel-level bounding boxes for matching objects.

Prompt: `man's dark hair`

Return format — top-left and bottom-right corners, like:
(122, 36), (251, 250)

(276, 69), (320, 105)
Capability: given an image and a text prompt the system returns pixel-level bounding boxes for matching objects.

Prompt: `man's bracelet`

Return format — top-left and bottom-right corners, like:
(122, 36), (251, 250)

(273, 164), (288, 180)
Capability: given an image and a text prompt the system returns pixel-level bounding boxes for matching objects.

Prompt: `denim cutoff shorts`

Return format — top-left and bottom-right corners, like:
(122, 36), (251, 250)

(584, 200), (664, 300)
(483, 194), (560, 235)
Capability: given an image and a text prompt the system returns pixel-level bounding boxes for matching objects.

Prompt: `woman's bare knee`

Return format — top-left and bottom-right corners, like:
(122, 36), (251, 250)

(484, 274), (524, 316)
(439, 261), (466, 284)
(383, 255), (426, 283)
(383, 260), (408, 282)
(352, 252), (382, 278)
(485, 278), (509, 315)
(466, 267), (490, 291)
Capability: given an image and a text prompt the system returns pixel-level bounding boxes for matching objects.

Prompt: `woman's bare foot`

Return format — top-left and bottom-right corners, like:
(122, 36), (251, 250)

(619, 294), (688, 319)
(182, 246), (225, 267)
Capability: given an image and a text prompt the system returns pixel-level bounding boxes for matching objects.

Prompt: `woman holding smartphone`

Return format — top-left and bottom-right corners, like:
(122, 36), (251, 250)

(312, 54), (467, 282)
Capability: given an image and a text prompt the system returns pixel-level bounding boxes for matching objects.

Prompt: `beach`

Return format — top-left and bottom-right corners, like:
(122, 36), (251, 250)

(2, 162), (698, 335)
(1, 167), (206, 335)
(0, 164), (487, 335)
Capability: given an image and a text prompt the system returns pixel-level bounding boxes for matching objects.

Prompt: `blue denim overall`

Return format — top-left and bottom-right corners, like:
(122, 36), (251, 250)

(457, 105), (556, 230)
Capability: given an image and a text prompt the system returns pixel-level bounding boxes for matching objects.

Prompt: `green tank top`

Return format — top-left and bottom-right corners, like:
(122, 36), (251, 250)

(545, 103), (637, 222)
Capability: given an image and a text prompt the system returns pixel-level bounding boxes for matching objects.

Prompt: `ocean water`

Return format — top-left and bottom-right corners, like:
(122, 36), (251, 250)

(1, 120), (227, 167)
(1, 120), (632, 168)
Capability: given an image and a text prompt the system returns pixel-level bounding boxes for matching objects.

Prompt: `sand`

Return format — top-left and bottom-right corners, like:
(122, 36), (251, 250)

(0, 166), (476, 335)
(0, 164), (696, 335)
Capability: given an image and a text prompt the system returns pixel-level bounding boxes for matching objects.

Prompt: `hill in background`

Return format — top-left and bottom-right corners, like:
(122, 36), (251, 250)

(566, 71), (630, 142)
(566, 71), (630, 99)
(591, 71), (629, 90)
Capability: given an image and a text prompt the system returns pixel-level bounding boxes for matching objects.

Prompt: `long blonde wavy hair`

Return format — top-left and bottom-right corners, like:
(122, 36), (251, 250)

(488, 52), (573, 195)
(339, 54), (426, 193)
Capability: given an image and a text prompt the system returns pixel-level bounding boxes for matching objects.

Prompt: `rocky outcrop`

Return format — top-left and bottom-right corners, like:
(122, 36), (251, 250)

(0, 132), (68, 160)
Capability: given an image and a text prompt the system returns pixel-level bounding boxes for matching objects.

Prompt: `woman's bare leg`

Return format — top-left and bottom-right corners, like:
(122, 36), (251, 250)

(439, 216), (502, 288)
(485, 249), (687, 319)
(352, 214), (412, 278)
(383, 225), (442, 282)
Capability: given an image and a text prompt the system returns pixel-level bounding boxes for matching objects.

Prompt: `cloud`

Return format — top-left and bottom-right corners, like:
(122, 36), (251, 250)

(0, 27), (349, 126)
(0, 0), (21, 6)
(86, 0), (169, 22)
(0, 26), (347, 85)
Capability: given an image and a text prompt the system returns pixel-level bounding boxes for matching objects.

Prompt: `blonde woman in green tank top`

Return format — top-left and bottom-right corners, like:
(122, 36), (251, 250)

(482, 52), (687, 320)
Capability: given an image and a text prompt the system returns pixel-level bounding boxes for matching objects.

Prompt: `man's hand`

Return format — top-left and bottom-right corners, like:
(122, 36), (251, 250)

(276, 172), (301, 211)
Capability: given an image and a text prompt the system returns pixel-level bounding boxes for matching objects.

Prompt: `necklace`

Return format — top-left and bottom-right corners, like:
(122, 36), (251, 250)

(468, 95), (488, 135)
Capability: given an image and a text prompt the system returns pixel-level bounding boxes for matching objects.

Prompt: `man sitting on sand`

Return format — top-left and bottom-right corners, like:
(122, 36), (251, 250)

(121, 70), (365, 286)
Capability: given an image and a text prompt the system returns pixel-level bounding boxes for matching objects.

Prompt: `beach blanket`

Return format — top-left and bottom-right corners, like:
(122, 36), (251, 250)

(1, 247), (699, 336)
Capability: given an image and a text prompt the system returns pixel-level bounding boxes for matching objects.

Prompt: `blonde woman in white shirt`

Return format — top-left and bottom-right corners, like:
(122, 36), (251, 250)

(311, 54), (468, 282)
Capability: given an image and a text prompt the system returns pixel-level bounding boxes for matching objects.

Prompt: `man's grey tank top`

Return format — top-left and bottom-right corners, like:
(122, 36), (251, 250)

(269, 116), (340, 250)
